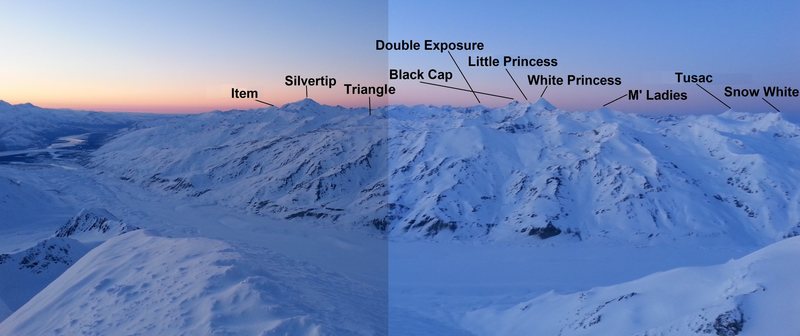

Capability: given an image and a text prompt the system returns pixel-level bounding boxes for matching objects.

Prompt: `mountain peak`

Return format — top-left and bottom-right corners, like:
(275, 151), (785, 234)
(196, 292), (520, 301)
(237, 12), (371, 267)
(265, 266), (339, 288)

(531, 98), (556, 111)
(505, 98), (556, 113)
(281, 98), (321, 111)
(15, 102), (38, 109)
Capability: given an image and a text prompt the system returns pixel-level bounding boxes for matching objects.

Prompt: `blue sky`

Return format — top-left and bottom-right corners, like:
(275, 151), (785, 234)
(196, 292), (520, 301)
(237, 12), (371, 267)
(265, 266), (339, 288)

(0, 0), (797, 114)
(389, 0), (800, 114)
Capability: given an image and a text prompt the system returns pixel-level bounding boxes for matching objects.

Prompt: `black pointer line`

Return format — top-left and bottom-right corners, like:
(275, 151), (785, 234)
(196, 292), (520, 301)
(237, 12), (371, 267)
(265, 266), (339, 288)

(305, 85), (308, 98)
(762, 97), (781, 112)
(254, 99), (275, 107)
(540, 85), (548, 98)
(368, 96), (372, 115)
(603, 94), (627, 107)
(696, 84), (731, 109)
(419, 81), (514, 100)
(447, 51), (480, 103)
(505, 68), (528, 101)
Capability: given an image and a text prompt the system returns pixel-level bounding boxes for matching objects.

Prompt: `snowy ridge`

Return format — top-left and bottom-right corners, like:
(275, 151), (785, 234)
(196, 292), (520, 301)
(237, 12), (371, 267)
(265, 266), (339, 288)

(54, 208), (139, 242)
(0, 230), (387, 335)
(92, 99), (800, 243)
(0, 208), (136, 320)
(463, 236), (800, 335)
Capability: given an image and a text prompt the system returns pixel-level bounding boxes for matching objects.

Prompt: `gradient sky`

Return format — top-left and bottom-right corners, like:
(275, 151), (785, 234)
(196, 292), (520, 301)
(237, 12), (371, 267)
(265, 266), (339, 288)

(0, 0), (387, 112)
(1, 1), (798, 115)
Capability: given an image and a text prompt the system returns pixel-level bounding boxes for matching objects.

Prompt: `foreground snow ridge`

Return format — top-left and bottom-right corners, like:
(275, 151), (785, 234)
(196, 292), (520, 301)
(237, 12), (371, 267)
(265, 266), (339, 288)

(463, 236), (800, 336)
(0, 231), (323, 336)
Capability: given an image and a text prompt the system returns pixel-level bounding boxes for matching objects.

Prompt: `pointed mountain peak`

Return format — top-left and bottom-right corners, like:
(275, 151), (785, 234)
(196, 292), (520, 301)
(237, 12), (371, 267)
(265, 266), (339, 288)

(531, 98), (556, 111)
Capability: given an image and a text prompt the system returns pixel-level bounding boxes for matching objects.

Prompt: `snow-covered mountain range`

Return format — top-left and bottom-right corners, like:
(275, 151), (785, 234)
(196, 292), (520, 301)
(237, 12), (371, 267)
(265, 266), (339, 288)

(0, 101), (154, 151)
(388, 99), (800, 243)
(2, 98), (800, 334)
(89, 98), (800, 244)
(90, 98), (390, 231)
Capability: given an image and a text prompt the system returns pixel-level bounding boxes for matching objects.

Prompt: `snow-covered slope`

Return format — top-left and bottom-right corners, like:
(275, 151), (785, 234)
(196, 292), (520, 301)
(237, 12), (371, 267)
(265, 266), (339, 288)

(0, 175), (72, 239)
(0, 237), (92, 321)
(463, 235), (800, 335)
(91, 99), (800, 243)
(0, 208), (135, 320)
(0, 230), (386, 335)
(0, 100), (156, 151)
(91, 99), (389, 230)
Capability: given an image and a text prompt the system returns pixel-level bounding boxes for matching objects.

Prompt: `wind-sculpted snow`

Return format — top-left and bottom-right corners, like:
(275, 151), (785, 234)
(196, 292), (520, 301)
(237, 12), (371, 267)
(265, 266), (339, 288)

(92, 99), (800, 243)
(463, 235), (800, 335)
(0, 230), (387, 335)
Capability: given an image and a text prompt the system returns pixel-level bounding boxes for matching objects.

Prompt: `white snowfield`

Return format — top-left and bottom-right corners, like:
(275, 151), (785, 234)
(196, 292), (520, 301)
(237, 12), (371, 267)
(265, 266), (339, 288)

(2, 99), (800, 335)
(464, 236), (800, 336)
